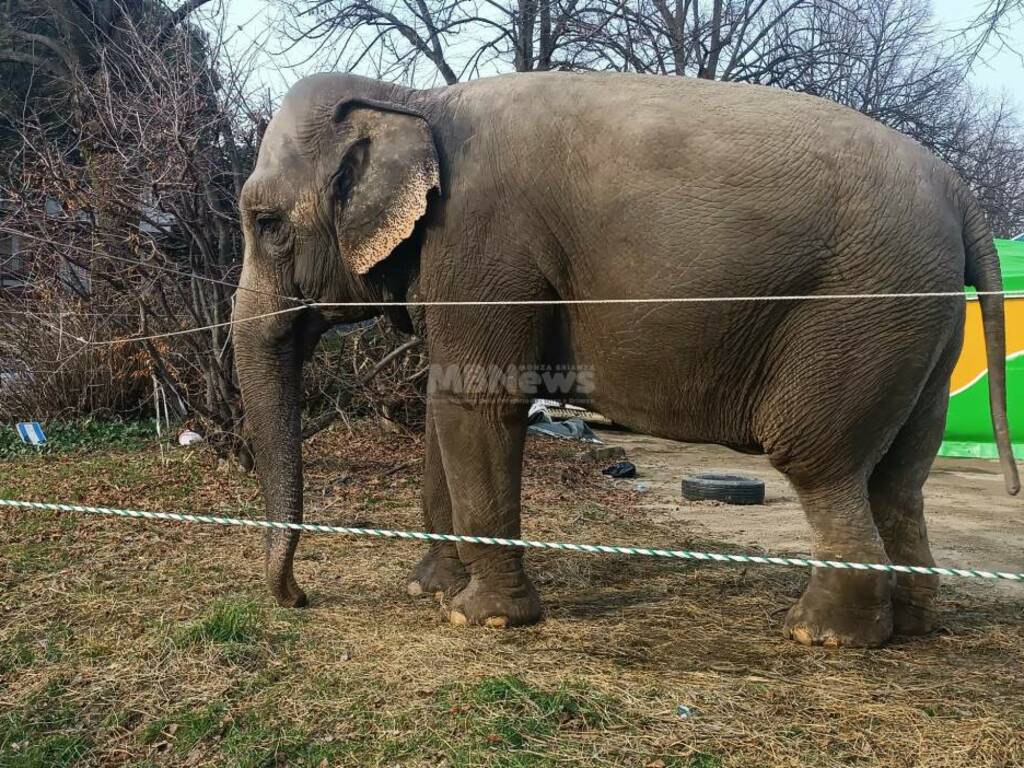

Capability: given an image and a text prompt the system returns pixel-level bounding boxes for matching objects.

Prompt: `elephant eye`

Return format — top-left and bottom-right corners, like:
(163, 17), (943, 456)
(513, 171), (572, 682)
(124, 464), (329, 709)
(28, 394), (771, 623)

(255, 213), (283, 238)
(253, 213), (292, 252)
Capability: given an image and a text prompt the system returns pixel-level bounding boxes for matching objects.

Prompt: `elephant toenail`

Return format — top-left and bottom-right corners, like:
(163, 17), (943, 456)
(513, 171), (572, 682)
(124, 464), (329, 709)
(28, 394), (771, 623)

(484, 616), (509, 629)
(822, 634), (841, 648)
(433, 590), (445, 602)
(449, 610), (468, 626)
(407, 581), (423, 597)
(791, 627), (814, 645)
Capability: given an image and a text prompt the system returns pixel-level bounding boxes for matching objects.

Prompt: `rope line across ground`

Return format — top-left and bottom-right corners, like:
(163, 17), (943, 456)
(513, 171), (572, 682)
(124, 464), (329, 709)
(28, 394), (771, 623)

(1, 498), (1021, 583)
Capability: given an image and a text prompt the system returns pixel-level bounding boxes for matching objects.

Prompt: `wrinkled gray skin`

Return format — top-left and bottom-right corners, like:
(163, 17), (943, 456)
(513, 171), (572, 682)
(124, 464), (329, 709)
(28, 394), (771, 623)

(234, 72), (1020, 648)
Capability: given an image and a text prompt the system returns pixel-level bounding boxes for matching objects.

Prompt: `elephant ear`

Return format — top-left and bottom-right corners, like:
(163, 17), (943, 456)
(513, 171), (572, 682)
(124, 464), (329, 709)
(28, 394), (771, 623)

(330, 98), (440, 275)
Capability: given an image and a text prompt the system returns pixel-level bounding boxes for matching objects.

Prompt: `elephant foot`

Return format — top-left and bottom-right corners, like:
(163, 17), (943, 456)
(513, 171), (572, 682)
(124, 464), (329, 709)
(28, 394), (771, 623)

(444, 572), (542, 628)
(406, 543), (469, 600)
(892, 575), (938, 636)
(783, 570), (893, 648)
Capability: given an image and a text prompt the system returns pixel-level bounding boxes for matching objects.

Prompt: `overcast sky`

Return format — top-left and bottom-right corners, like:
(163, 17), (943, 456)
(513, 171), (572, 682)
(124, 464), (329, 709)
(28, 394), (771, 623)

(221, 0), (1024, 105)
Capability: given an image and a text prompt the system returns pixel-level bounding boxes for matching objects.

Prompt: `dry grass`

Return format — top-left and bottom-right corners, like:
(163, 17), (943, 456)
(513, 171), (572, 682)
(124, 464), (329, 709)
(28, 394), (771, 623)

(1, 426), (1023, 767)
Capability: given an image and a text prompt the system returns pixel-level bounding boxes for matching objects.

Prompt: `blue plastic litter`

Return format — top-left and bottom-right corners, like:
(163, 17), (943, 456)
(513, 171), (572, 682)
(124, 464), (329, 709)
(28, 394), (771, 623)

(15, 422), (46, 445)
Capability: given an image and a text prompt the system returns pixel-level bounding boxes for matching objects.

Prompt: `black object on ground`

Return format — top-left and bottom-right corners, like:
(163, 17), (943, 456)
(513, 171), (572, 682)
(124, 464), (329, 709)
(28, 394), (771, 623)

(681, 473), (765, 505)
(602, 461), (637, 479)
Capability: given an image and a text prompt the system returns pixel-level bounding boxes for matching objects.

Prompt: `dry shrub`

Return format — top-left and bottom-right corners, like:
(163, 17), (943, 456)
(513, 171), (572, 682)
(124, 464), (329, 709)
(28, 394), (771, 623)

(304, 318), (427, 435)
(0, 5), (255, 456)
(0, 307), (152, 422)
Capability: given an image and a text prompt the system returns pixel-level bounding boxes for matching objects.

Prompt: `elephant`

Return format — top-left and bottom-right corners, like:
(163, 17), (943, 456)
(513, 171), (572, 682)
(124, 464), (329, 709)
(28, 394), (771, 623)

(233, 70), (1019, 648)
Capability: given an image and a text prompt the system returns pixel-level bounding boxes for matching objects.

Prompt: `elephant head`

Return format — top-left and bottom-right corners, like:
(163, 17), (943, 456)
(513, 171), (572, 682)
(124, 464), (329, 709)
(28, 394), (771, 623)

(233, 74), (440, 606)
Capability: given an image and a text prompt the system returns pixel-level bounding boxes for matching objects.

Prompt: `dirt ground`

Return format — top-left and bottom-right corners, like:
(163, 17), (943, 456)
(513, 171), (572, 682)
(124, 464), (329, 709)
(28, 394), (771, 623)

(600, 429), (1024, 598)
(2, 425), (1023, 767)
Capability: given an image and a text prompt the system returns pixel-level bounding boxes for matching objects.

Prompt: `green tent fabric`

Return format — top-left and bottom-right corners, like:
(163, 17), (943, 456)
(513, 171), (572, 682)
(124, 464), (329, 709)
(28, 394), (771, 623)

(939, 238), (1024, 460)
(964, 238), (1024, 296)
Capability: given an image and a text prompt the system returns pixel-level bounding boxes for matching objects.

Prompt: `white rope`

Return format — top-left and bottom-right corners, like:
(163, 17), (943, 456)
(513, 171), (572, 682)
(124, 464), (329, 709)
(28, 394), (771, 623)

(46, 288), (1024, 347)
(311, 289), (1020, 307)
(1, 498), (1021, 582)
(49, 307), (306, 347)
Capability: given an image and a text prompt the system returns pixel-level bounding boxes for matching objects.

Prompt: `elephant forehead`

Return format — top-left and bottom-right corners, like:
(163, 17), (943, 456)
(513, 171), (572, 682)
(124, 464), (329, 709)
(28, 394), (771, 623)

(241, 170), (298, 211)
(246, 123), (323, 206)
(254, 126), (310, 173)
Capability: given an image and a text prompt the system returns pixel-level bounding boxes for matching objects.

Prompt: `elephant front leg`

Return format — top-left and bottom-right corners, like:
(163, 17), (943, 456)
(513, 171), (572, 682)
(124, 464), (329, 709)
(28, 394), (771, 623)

(407, 401), (469, 600)
(431, 398), (541, 628)
(782, 479), (894, 648)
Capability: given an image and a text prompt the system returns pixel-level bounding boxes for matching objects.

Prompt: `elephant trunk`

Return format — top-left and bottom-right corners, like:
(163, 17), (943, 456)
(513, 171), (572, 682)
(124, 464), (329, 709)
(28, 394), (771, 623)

(234, 302), (308, 607)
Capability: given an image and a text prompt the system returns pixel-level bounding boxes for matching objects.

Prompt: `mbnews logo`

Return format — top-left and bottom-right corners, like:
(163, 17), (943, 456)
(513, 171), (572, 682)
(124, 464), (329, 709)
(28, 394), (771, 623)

(427, 364), (595, 396)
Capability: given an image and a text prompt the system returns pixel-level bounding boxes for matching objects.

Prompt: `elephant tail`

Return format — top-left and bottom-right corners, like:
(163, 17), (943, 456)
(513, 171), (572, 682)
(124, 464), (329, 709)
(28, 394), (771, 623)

(963, 201), (1020, 496)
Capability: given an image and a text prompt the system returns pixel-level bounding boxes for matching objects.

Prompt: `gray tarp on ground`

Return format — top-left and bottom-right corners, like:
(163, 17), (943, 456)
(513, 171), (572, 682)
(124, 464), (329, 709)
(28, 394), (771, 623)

(527, 417), (603, 444)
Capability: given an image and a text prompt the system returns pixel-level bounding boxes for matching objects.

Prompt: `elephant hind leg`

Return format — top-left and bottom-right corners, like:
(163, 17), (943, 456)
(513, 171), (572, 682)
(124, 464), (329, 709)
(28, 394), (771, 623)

(868, 380), (951, 636)
(778, 474), (894, 648)
(761, 411), (896, 646)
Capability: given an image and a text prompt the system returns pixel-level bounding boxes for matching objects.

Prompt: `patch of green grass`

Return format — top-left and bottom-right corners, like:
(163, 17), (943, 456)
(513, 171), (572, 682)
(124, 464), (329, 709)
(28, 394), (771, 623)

(0, 682), (92, 768)
(429, 675), (619, 766)
(0, 624), (75, 675)
(140, 705), (357, 768)
(0, 631), (36, 675)
(177, 598), (264, 646)
(0, 508), (77, 538)
(4, 540), (63, 575)
(41, 622), (75, 663)
(173, 598), (266, 661)
(0, 419), (158, 459)
(132, 676), (621, 768)
(141, 702), (229, 752)
(218, 718), (337, 768)
(632, 756), (722, 768)
(0, 729), (91, 768)
(468, 675), (606, 747)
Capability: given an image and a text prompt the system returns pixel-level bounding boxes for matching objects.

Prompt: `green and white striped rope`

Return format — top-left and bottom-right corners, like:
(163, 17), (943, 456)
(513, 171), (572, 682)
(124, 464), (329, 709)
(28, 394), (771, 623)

(1, 497), (1022, 582)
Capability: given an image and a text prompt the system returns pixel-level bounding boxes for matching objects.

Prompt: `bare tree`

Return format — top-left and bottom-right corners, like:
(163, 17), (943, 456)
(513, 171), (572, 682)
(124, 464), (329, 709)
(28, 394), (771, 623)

(941, 93), (1024, 238)
(0, 0), (258, 456)
(273, 0), (628, 82)
(961, 0), (1024, 66)
(775, 0), (1024, 236)
(592, 0), (856, 81)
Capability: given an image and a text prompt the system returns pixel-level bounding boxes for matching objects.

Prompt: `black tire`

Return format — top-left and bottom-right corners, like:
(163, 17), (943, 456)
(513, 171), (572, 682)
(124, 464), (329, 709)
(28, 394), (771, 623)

(681, 473), (765, 505)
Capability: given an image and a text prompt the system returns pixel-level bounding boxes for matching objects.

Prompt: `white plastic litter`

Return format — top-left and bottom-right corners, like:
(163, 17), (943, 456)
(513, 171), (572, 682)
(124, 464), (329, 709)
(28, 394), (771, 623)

(178, 430), (203, 446)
